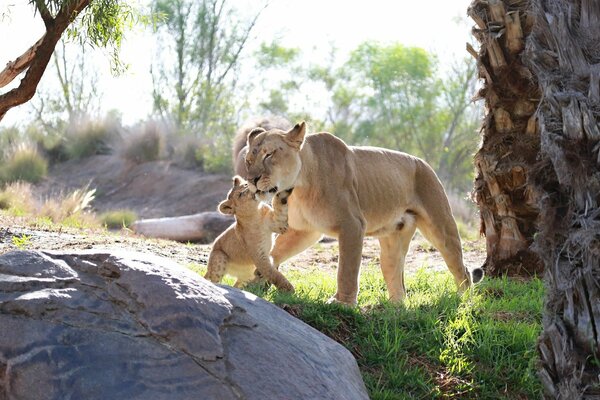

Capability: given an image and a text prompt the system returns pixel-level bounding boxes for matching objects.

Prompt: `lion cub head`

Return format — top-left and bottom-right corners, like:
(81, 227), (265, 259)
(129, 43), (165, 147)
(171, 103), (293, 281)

(218, 176), (261, 216)
(244, 121), (306, 193)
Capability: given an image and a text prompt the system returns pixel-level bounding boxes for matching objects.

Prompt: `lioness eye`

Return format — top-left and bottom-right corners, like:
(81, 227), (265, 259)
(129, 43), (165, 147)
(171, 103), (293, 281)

(265, 151), (274, 160)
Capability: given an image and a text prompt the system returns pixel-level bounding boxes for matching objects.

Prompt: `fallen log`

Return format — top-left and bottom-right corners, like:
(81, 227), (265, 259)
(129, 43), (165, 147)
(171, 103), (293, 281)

(131, 212), (233, 243)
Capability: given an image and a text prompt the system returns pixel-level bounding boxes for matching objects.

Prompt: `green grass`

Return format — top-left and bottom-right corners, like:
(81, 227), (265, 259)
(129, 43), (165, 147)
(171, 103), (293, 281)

(191, 262), (543, 399)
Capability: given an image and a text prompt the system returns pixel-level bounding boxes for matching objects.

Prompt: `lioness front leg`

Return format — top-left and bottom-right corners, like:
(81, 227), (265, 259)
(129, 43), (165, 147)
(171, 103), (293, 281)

(271, 229), (322, 266)
(329, 216), (366, 305)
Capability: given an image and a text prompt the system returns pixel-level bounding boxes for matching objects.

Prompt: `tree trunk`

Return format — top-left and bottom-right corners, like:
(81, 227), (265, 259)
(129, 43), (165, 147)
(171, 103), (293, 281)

(525, 0), (600, 397)
(468, 0), (543, 276)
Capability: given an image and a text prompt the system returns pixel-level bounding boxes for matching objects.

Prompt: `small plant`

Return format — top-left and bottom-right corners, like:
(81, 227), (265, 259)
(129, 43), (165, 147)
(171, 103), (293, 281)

(99, 209), (138, 229)
(0, 143), (48, 184)
(12, 234), (32, 250)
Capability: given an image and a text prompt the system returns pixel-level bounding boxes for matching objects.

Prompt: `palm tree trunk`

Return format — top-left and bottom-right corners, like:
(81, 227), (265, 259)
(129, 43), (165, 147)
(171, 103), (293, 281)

(525, 0), (600, 397)
(468, 0), (543, 276)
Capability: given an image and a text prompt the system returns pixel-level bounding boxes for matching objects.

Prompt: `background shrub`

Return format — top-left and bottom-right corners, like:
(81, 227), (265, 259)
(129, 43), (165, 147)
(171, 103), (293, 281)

(119, 121), (166, 163)
(0, 144), (48, 185)
(0, 182), (37, 215)
(99, 209), (138, 229)
(64, 117), (121, 160)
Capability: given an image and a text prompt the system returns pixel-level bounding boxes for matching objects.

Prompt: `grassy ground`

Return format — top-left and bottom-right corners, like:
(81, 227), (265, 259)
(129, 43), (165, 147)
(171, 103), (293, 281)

(190, 263), (544, 399)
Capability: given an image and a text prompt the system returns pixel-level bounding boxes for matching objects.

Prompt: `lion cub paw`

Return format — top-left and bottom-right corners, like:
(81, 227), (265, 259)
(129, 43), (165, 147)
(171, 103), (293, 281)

(276, 187), (294, 205)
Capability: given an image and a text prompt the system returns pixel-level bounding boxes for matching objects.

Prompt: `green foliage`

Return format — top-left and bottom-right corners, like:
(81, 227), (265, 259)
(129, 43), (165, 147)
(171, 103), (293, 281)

(304, 42), (481, 192)
(12, 234), (32, 250)
(68, 1), (152, 73)
(256, 41), (300, 68)
(190, 262), (543, 399)
(99, 209), (137, 229)
(151, 0), (261, 136)
(0, 144), (48, 185)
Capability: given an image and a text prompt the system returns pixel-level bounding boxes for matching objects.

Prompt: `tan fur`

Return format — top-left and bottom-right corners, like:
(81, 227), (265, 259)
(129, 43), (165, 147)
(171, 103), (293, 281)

(238, 121), (483, 305)
(204, 177), (294, 292)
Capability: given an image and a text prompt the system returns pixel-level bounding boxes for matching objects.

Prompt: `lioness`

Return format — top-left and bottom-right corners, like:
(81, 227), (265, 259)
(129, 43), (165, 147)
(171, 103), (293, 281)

(205, 176), (294, 292)
(237, 121), (483, 305)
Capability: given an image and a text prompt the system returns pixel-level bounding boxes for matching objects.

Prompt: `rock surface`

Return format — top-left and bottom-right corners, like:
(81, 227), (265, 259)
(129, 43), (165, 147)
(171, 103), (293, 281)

(0, 250), (368, 400)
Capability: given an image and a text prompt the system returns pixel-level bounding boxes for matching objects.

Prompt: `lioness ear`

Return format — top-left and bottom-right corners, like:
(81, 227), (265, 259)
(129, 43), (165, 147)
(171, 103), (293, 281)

(247, 127), (266, 146)
(285, 121), (306, 149)
(218, 199), (233, 215)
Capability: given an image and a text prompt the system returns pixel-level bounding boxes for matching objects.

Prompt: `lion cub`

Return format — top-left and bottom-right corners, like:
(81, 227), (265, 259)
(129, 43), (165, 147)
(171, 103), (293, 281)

(205, 176), (294, 292)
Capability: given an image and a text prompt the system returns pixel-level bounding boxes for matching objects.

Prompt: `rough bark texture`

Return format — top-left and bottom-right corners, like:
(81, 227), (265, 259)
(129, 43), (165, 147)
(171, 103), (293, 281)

(525, 0), (600, 397)
(468, 0), (544, 277)
(0, 250), (369, 400)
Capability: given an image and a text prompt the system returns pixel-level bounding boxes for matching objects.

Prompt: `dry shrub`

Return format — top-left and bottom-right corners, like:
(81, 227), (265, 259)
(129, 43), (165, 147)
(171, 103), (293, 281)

(64, 117), (121, 160)
(119, 121), (166, 163)
(1, 143), (48, 184)
(39, 187), (98, 227)
(0, 182), (37, 214)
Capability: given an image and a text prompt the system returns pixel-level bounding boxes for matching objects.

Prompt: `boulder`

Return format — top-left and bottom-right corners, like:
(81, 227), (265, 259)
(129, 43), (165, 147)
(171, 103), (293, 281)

(0, 250), (368, 400)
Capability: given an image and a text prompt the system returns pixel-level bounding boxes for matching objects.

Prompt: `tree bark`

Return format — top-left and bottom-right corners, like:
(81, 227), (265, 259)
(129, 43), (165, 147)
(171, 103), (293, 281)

(468, 0), (543, 277)
(525, 0), (600, 397)
(0, 0), (90, 122)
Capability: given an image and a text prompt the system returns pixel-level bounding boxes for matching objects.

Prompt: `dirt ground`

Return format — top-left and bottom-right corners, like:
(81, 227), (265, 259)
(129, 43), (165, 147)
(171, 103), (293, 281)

(0, 213), (486, 277)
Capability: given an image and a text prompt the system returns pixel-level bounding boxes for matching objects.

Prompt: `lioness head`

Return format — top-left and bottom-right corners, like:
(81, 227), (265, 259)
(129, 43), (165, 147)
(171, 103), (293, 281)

(218, 176), (260, 215)
(245, 121), (306, 193)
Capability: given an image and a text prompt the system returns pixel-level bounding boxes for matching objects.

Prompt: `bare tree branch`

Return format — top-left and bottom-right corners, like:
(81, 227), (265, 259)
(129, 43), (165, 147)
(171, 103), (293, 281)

(0, 36), (44, 88)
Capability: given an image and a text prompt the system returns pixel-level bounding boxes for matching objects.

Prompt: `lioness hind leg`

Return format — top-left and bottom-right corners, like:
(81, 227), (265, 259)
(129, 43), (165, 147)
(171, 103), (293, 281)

(378, 223), (417, 302)
(205, 249), (228, 284)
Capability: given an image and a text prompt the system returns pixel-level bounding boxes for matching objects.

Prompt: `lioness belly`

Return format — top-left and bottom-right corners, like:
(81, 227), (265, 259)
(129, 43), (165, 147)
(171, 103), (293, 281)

(288, 196), (416, 239)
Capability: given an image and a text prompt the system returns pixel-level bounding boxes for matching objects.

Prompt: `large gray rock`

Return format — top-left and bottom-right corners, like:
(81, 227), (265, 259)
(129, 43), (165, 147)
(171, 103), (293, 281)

(0, 250), (368, 400)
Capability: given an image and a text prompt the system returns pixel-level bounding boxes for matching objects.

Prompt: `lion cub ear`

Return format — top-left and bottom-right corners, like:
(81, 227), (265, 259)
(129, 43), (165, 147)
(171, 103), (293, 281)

(218, 199), (234, 215)
(247, 127), (266, 146)
(285, 121), (306, 149)
(232, 175), (244, 186)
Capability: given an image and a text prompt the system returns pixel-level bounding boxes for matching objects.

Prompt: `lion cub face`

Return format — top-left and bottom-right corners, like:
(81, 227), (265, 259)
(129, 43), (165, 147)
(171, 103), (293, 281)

(218, 176), (260, 216)
(244, 122), (306, 194)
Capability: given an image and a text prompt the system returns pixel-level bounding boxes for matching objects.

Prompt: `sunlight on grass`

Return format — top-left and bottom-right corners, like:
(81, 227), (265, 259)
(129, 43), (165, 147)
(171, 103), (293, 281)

(188, 261), (544, 399)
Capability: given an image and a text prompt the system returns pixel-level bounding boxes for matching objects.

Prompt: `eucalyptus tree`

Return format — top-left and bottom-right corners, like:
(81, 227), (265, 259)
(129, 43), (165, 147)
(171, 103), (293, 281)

(150, 0), (266, 138)
(0, 1), (140, 122)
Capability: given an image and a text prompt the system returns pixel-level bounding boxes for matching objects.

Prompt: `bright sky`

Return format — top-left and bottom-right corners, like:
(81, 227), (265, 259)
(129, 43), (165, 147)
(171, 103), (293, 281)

(0, 0), (474, 127)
